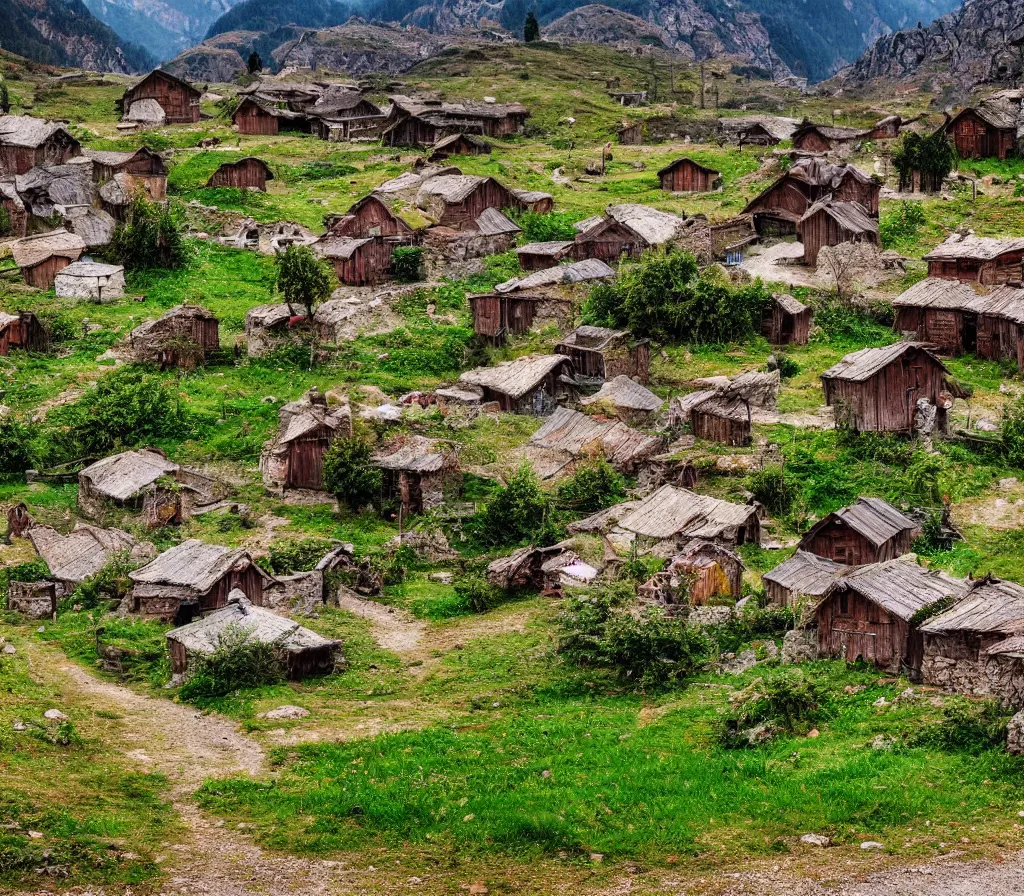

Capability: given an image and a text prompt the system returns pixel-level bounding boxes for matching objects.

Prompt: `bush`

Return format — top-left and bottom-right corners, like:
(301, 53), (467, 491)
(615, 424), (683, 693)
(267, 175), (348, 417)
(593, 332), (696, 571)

(555, 458), (627, 515)
(391, 246), (424, 283)
(107, 196), (187, 272)
(481, 463), (552, 546)
(178, 625), (285, 703)
(0, 203), (11, 238)
(745, 466), (795, 517)
(276, 244), (334, 319)
(508, 210), (578, 243)
(770, 354), (800, 379)
(72, 551), (139, 610)
(452, 572), (503, 611)
(717, 668), (825, 747)
(265, 537), (338, 574)
(322, 437), (382, 511)
(880, 201), (927, 248)
(558, 585), (714, 688)
(911, 699), (1008, 752)
(38, 309), (75, 344)
(0, 417), (34, 479)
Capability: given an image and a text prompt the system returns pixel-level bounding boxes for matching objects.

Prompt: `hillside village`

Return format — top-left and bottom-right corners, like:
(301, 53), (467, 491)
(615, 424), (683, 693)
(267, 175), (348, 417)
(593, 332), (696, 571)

(7, 31), (1024, 896)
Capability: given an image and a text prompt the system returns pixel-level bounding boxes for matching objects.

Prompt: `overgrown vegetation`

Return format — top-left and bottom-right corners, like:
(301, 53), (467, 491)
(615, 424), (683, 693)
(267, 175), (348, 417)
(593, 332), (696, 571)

(275, 244), (334, 319)
(107, 196), (187, 272)
(717, 669), (826, 747)
(178, 625), (285, 704)
(322, 437), (383, 511)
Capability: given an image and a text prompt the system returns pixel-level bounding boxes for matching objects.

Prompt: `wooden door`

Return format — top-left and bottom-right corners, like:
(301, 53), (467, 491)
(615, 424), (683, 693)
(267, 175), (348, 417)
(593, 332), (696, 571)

(832, 628), (877, 663)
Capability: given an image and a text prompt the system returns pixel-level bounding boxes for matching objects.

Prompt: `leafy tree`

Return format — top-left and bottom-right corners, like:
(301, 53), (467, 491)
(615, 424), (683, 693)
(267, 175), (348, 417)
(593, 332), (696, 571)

(892, 131), (955, 193)
(481, 463), (550, 546)
(247, 50), (263, 73)
(107, 196), (186, 272)
(556, 457), (626, 514)
(0, 83), (9, 114)
(0, 417), (33, 479)
(523, 11), (540, 42)
(275, 244), (334, 320)
(322, 437), (382, 511)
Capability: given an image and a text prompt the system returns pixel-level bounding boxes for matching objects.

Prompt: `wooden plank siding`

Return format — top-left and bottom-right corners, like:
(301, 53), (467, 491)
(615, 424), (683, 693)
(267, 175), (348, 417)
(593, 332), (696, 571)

(799, 206), (879, 266)
(329, 196), (416, 240)
(285, 426), (334, 490)
(801, 519), (911, 565)
(326, 237), (395, 286)
(926, 252), (1024, 286)
(574, 218), (643, 262)
(123, 71), (200, 124)
(947, 111), (1016, 160)
(658, 159), (719, 192)
(436, 179), (515, 230)
(207, 159), (273, 191)
(816, 590), (911, 673)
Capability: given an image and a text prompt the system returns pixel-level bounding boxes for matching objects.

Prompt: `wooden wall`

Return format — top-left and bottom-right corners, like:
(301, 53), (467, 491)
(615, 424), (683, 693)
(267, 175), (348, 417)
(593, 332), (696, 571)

(896, 307), (972, 355)
(801, 519), (909, 565)
(816, 589), (914, 674)
(762, 304), (811, 345)
(574, 219), (642, 262)
(286, 426), (334, 490)
(793, 131), (833, 153)
(331, 198), (413, 240)
(327, 239), (394, 286)
(799, 209), (878, 266)
(436, 179), (514, 229)
(0, 132), (80, 177)
(927, 253), (1024, 285)
(208, 159), (271, 191)
(124, 73), (199, 124)
(660, 161), (717, 192)
(234, 102), (278, 136)
(22, 256), (74, 290)
(949, 112), (1016, 160)
(691, 408), (751, 446)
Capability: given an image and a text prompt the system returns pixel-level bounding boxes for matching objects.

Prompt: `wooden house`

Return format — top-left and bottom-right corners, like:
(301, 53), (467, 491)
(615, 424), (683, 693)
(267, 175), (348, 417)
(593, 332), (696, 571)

(798, 496), (920, 566)
(485, 544), (594, 593)
(130, 539), (278, 619)
(9, 228), (85, 289)
(260, 389), (353, 491)
(0, 116), (80, 177)
(617, 122), (644, 145)
(468, 292), (573, 345)
(763, 550), (844, 607)
(0, 181), (27, 238)
(496, 258), (616, 296)
(797, 198), (879, 266)
(509, 188), (554, 214)
(29, 523), (149, 593)
(791, 123), (865, 153)
(206, 158), (273, 192)
(923, 234), (1024, 286)
(459, 354), (577, 414)
(657, 157), (721, 193)
(382, 95), (529, 147)
(615, 484), (761, 547)
(638, 541), (744, 609)
(327, 195), (417, 241)
(815, 559), (968, 675)
(892, 278), (982, 354)
(314, 235), (393, 286)
(743, 158), (880, 236)
(373, 435), (460, 517)
(941, 102), (1019, 160)
(232, 97), (311, 136)
(515, 240), (575, 271)
(166, 591), (341, 679)
(121, 70), (201, 125)
(306, 89), (384, 141)
(81, 147), (167, 201)
(415, 175), (515, 230)
(820, 342), (951, 433)
(688, 395), (752, 447)
(920, 578), (1024, 706)
(554, 325), (650, 384)
(762, 293), (811, 345)
(973, 283), (1024, 367)
(580, 376), (663, 425)
(128, 304), (220, 369)
(428, 132), (492, 161)
(723, 116), (801, 147)
(573, 204), (685, 262)
(0, 312), (45, 355)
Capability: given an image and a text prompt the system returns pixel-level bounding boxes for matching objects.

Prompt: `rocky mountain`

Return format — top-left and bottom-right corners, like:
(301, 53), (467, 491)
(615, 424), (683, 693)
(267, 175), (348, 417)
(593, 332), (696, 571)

(1, 0), (150, 72)
(837, 0), (1024, 97)
(542, 6), (675, 53)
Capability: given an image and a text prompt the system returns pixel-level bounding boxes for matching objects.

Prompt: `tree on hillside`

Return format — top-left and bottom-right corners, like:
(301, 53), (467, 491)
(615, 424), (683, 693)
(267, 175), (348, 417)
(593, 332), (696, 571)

(523, 11), (540, 42)
(247, 51), (263, 74)
(275, 244), (334, 320)
(107, 196), (186, 272)
(892, 131), (955, 193)
(0, 84), (9, 115)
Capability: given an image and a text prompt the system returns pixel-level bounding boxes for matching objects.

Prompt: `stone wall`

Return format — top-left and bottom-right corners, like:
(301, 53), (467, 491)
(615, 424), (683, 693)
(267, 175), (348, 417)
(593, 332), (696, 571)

(922, 648), (1024, 708)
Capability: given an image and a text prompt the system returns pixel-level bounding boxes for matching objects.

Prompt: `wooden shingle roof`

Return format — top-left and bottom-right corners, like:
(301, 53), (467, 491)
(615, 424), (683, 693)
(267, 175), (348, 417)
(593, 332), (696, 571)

(892, 278), (980, 309)
(921, 578), (1024, 636)
(762, 550), (845, 597)
(822, 558), (968, 621)
(616, 484), (758, 541)
(924, 234), (1024, 262)
(820, 342), (947, 383)
(130, 539), (275, 592)
(80, 449), (179, 501)
(799, 496), (920, 549)
(459, 354), (574, 399)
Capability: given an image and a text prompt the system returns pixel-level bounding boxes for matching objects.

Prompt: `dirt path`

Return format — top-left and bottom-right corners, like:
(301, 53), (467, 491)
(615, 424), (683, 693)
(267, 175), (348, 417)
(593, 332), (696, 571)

(336, 590), (426, 654)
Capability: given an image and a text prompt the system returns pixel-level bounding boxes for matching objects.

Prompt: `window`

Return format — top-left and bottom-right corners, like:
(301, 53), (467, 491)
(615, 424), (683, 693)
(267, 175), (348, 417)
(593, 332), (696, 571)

(838, 593), (849, 615)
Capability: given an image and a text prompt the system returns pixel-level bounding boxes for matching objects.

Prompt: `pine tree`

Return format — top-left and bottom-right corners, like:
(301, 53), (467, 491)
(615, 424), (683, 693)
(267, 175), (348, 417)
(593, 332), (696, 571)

(247, 51), (263, 74)
(523, 11), (540, 42)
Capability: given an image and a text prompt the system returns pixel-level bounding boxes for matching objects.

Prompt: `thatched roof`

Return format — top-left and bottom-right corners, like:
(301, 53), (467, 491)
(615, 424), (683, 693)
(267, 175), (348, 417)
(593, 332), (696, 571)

(529, 406), (661, 471)
(581, 376), (663, 413)
(131, 304), (218, 340)
(311, 88), (381, 117)
(495, 259), (615, 293)
(946, 101), (1020, 132)
(473, 207), (520, 236)
(800, 198), (878, 236)
(616, 485), (758, 541)
(417, 174), (491, 204)
(821, 558), (968, 621)
(762, 550), (845, 597)
(892, 278), (979, 310)
(29, 523), (143, 584)
(821, 342), (947, 383)
(556, 325), (632, 351)
(0, 115), (76, 149)
(921, 578), (1024, 637)
(374, 435), (453, 473)
(569, 500), (642, 533)
(971, 284), (1024, 325)
(277, 398), (351, 445)
(80, 449), (180, 502)
(924, 234), (1024, 262)
(604, 204), (686, 246)
(131, 539), (275, 592)
(166, 591), (339, 655)
(81, 147), (166, 174)
(459, 354), (574, 399)
(799, 497), (919, 550)
(315, 235), (373, 260)
(9, 229), (85, 268)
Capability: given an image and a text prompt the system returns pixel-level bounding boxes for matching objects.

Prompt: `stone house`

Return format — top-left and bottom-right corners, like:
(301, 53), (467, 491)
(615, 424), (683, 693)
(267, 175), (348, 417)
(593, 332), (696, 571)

(127, 304), (220, 369)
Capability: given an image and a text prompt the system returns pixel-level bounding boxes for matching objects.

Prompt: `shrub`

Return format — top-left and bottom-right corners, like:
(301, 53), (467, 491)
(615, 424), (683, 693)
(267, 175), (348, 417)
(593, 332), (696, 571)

(911, 699), (1008, 752)
(481, 463), (551, 546)
(0, 417), (34, 479)
(771, 354), (800, 379)
(892, 131), (955, 193)
(322, 437), (382, 511)
(0, 203), (11, 238)
(717, 668), (825, 747)
(178, 625), (285, 703)
(392, 246), (424, 283)
(508, 210), (578, 243)
(72, 551), (138, 610)
(1003, 395), (1024, 468)
(879, 201), (927, 248)
(276, 244), (334, 319)
(107, 196), (187, 272)
(555, 458), (627, 514)
(453, 571), (503, 611)
(745, 466), (795, 516)
(0, 559), (49, 594)
(266, 537), (338, 574)
(39, 309), (75, 344)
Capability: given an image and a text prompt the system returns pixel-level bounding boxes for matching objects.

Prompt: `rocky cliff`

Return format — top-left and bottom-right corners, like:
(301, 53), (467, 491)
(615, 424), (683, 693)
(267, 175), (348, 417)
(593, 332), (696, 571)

(838, 0), (1024, 96)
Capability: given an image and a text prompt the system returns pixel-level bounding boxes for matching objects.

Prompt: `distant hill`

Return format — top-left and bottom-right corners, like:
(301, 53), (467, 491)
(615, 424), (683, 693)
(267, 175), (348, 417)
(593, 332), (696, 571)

(1, 0), (151, 72)
(205, 0), (352, 40)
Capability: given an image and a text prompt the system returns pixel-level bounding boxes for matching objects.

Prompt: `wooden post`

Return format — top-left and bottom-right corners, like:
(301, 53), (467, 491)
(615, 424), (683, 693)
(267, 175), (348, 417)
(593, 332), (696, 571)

(700, 63), (706, 110)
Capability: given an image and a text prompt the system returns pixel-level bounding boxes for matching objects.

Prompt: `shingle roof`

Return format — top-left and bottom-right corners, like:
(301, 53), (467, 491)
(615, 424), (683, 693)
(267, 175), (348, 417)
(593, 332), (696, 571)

(921, 578), (1024, 636)
(417, 174), (489, 203)
(9, 229), (85, 268)
(892, 278), (980, 309)
(799, 497), (920, 549)
(459, 354), (574, 399)
(0, 115), (75, 149)
(823, 558), (968, 621)
(580, 376), (663, 412)
(495, 258), (615, 293)
(762, 550), (846, 597)
(80, 449), (180, 502)
(820, 342), (947, 383)
(773, 293), (809, 315)
(516, 241), (575, 257)
(616, 484), (758, 541)
(29, 523), (141, 584)
(657, 156), (721, 178)
(800, 198), (878, 235)
(529, 406), (661, 470)
(473, 207), (520, 236)
(130, 539), (274, 592)
(924, 234), (1024, 261)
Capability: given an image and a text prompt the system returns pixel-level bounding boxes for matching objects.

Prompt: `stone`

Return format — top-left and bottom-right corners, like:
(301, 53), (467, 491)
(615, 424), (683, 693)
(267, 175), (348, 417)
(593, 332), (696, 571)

(976, 419), (999, 432)
(869, 734), (895, 750)
(1007, 710), (1024, 755)
(12, 720), (26, 731)
(260, 705), (310, 721)
(872, 697), (891, 708)
(2, 644), (15, 655)
(1000, 477), (1019, 490)
(721, 649), (758, 674)
(781, 628), (818, 664)
(430, 572), (454, 584)
(860, 841), (884, 850)
(895, 687), (917, 703)
(800, 833), (830, 847)
(688, 605), (734, 628)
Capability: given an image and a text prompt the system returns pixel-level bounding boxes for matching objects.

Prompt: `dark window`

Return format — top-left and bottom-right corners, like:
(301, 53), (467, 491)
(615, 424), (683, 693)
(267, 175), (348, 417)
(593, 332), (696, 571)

(838, 593), (849, 615)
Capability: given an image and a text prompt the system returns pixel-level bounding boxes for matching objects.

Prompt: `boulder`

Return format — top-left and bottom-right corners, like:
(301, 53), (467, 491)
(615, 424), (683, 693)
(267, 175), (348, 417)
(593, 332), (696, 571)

(1007, 709), (1024, 755)
(800, 833), (831, 847)
(260, 705), (311, 721)
(781, 628), (818, 664)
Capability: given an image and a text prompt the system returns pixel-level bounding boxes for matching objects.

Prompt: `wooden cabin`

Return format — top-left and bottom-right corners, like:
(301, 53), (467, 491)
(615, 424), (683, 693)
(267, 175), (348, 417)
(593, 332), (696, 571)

(28, 523), (145, 593)
(797, 198), (879, 266)
(657, 157), (721, 193)
(616, 484), (761, 547)
(9, 229), (85, 289)
(0, 116), (80, 177)
(891, 278), (982, 354)
(416, 175), (515, 230)
(382, 95), (529, 147)
(580, 376), (663, 425)
(128, 304), (220, 369)
(374, 435), (460, 517)
(763, 550), (844, 607)
(468, 292), (573, 345)
(725, 116), (801, 147)
(315, 235), (393, 286)
(459, 354), (577, 415)
(820, 343), (951, 433)
(327, 195), (417, 241)
(924, 235), (1024, 286)
(573, 204), (685, 263)
(798, 496), (920, 566)
(816, 559), (968, 675)
(306, 90), (384, 141)
(122, 70), (201, 125)
(941, 104), (1018, 161)
(743, 158), (880, 236)
(82, 147), (167, 201)
(762, 293), (811, 345)
(554, 325), (650, 384)
(973, 284), (1024, 367)
(617, 122), (643, 145)
(515, 240), (575, 271)
(428, 133), (492, 161)
(129, 540), (277, 619)
(206, 158), (273, 192)
(0, 312), (45, 355)
(791, 124), (864, 153)
(260, 389), (352, 491)
(232, 97), (311, 136)
(689, 395), (752, 447)
(638, 541), (744, 609)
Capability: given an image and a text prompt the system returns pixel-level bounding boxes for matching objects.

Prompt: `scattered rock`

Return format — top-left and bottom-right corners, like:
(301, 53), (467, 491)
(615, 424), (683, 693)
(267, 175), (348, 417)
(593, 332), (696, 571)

(860, 841), (884, 850)
(895, 687), (917, 703)
(1007, 709), (1024, 755)
(806, 728), (819, 738)
(28, 831), (43, 839)
(781, 628), (818, 664)
(688, 605), (734, 628)
(872, 697), (891, 708)
(843, 684), (865, 694)
(429, 572), (454, 584)
(800, 833), (830, 847)
(43, 709), (68, 721)
(12, 719), (26, 731)
(1000, 477), (1019, 490)
(869, 734), (895, 750)
(721, 649), (758, 674)
(262, 396), (278, 404)
(589, 853), (604, 863)
(976, 419), (999, 432)
(2, 644), (16, 655)
(260, 705), (310, 721)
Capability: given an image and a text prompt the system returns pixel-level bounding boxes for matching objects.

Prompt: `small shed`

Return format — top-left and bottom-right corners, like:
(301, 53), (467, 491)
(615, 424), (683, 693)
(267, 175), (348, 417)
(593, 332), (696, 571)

(941, 102), (1019, 160)
(130, 539), (278, 619)
(798, 496), (920, 566)
(797, 198), (879, 266)
(28, 523), (149, 592)
(260, 388), (353, 491)
(973, 283), (1024, 367)
(428, 132), (492, 161)
(761, 293), (811, 345)
(689, 394), (752, 447)
(891, 278), (981, 353)
(458, 354), (577, 415)
(206, 158), (274, 192)
(816, 558), (968, 675)
(9, 229), (86, 289)
(327, 195), (417, 241)
(0, 116), (80, 177)
(122, 70), (201, 125)
(232, 96), (311, 136)
(54, 261), (126, 302)
(820, 342), (951, 433)
(554, 325), (650, 384)
(573, 204), (685, 262)
(0, 312), (45, 355)
(128, 304), (220, 369)
(0, 181), (28, 238)
(924, 234), (1024, 286)
(495, 258), (616, 295)
(657, 157), (721, 193)
(791, 124), (865, 153)
(415, 174), (515, 230)
(515, 241), (575, 272)
(526, 406), (662, 477)
(467, 292), (573, 345)
(638, 541), (744, 609)
(81, 147), (167, 201)
(7, 580), (57, 619)
(166, 591), (341, 680)
(580, 376), (663, 424)
(763, 550), (845, 607)
(616, 484), (761, 547)
(373, 435), (460, 517)
(509, 189), (554, 214)
(314, 235), (393, 286)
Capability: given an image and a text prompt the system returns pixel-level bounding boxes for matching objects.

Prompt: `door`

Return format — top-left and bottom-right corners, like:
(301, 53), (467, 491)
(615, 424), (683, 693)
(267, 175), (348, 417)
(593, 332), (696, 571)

(832, 628), (877, 663)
